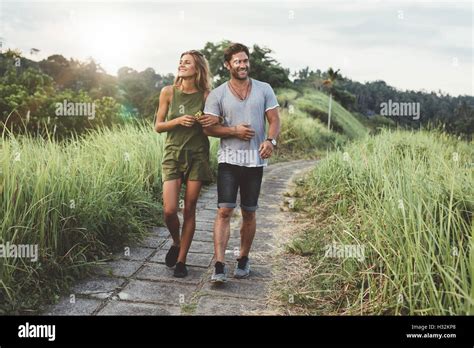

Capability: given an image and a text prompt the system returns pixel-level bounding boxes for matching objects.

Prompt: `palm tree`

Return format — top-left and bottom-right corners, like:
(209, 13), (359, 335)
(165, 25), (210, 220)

(322, 68), (340, 130)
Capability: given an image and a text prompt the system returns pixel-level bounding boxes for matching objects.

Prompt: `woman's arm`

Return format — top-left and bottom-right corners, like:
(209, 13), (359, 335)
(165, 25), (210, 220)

(154, 86), (196, 133)
(196, 90), (221, 128)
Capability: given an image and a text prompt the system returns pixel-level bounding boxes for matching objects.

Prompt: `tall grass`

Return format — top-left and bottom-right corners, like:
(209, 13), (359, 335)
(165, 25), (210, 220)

(0, 122), (206, 313)
(274, 108), (346, 160)
(287, 130), (473, 315)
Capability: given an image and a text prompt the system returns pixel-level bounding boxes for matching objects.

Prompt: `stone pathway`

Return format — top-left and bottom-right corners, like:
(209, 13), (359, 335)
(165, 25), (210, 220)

(44, 160), (316, 315)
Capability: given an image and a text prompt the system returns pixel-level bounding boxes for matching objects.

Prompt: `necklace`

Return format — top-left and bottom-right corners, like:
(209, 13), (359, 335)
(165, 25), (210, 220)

(229, 79), (251, 100)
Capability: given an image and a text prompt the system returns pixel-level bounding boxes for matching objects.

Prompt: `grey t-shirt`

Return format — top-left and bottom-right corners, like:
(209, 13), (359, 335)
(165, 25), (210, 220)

(204, 78), (279, 167)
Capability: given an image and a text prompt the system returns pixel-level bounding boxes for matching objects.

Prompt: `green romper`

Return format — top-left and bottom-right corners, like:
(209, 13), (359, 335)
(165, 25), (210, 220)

(161, 86), (213, 183)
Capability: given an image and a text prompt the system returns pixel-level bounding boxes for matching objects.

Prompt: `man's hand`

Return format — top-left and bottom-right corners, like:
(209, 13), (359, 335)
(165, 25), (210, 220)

(259, 140), (274, 159)
(197, 115), (220, 128)
(234, 124), (255, 141)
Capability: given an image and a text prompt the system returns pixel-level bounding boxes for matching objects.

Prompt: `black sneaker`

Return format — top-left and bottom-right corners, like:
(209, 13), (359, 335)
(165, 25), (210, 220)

(165, 245), (180, 267)
(234, 256), (250, 278)
(173, 262), (188, 278)
(211, 261), (227, 283)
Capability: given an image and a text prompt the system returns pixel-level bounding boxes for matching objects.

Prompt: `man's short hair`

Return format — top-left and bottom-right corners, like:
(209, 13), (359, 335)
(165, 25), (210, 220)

(223, 43), (250, 63)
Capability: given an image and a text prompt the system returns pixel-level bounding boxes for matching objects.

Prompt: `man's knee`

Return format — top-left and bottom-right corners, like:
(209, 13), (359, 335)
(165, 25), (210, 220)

(217, 207), (234, 220)
(241, 209), (256, 222)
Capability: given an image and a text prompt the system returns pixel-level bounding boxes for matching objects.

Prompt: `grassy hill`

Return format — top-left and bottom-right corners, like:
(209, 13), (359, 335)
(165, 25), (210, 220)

(280, 130), (474, 315)
(277, 88), (368, 140)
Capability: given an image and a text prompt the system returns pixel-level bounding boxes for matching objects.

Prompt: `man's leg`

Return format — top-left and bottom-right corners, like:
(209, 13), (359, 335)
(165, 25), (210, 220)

(177, 180), (202, 264)
(213, 207), (233, 263)
(239, 209), (256, 258)
(212, 163), (239, 281)
(238, 166), (263, 258)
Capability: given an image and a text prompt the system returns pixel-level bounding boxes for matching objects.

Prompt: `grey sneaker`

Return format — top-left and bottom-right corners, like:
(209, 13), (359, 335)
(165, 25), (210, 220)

(234, 256), (250, 278)
(211, 262), (227, 283)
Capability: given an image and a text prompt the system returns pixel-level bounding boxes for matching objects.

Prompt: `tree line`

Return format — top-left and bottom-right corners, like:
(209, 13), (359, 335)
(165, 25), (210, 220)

(1, 40), (472, 139)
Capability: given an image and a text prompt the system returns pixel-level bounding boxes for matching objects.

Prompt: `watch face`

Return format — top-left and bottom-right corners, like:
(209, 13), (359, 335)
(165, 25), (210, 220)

(271, 139), (277, 146)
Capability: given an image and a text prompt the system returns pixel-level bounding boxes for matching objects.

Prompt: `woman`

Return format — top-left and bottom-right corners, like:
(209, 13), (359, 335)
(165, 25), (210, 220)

(154, 50), (220, 277)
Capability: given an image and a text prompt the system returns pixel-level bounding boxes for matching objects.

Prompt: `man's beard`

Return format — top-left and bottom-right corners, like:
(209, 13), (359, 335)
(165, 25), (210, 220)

(231, 67), (249, 80)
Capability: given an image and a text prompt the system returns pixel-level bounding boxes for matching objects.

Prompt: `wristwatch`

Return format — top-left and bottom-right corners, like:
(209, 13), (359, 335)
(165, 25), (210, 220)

(266, 138), (277, 147)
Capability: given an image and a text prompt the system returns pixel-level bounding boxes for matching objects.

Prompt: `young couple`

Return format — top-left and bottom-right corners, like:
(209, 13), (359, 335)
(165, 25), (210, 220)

(154, 43), (280, 282)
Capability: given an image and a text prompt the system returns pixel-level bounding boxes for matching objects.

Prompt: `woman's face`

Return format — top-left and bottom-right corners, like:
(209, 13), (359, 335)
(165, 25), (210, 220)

(178, 54), (197, 78)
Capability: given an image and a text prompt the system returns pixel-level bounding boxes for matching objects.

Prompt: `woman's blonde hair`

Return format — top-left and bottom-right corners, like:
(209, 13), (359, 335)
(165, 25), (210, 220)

(174, 50), (212, 92)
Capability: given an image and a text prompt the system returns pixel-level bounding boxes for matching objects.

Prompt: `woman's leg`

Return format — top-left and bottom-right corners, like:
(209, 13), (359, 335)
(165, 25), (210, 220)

(162, 178), (182, 246)
(177, 180), (202, 263)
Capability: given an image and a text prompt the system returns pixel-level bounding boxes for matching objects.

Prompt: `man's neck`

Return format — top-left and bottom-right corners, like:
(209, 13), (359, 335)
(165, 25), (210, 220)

(230, 77), (250, 87)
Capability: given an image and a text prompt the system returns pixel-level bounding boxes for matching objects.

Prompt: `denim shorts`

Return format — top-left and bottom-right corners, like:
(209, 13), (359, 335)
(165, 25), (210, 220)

(217, 163), (264, 211)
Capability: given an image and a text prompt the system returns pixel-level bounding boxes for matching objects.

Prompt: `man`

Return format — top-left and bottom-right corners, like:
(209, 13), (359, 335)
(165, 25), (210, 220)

(203, 43), (280, 282)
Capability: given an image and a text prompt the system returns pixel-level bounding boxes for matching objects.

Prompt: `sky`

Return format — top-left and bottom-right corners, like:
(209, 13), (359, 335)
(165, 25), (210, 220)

(0, 0), (472, 96)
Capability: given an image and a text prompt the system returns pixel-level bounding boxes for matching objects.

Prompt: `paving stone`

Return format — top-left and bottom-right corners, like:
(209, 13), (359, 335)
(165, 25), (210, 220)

(195, 222), (215, 230)
(95, 260), (143, 278)
(138, 234), (167, 249)
(121, 246), (155, 261)
(98, 300), (181, 316)
(188, 240), (214, 254)
(149, 248), (168, 263)
(192, 231), (214, 242)
(119, 279), (194, 306)
(135, 263), (206, 285)
(194, 210), (217, 220)
(159, 238), (215, 254)
(45, 297), (102, 315)
(186, 252), (214, 268)
(150, 248), (213, 267)
(195, 295), (264, 315)
(71, 277), (125, 296)
(201, 279), (267, 300)
(150, 226), (170, 238)
(224, 264), (273, 280)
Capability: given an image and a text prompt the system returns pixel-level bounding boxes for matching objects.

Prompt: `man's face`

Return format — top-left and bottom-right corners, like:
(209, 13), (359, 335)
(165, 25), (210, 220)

(226, 51), (250, 80)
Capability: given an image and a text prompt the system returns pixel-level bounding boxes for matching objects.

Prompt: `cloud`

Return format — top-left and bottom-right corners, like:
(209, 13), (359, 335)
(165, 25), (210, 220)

(1, 0), (472, 95)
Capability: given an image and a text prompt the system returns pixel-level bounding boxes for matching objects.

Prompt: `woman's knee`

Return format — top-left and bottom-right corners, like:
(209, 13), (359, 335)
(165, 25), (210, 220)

(183, 200), (198, 218)
(163, 206), (178, 220)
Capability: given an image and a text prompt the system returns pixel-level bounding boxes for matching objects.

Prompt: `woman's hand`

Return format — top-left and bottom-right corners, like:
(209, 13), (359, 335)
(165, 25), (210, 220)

(176, 115), (196, 127)
(197, 115), (220, 128)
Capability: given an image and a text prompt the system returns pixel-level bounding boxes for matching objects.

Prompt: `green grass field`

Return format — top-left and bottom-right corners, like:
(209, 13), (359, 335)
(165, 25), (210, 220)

(284, 130), (473, 315)
(0, 122), (219, 313)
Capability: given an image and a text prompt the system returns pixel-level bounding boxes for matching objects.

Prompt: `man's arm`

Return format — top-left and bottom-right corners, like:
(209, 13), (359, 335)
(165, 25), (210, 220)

(259, 107), (280, 159)
(202, 122), (235, 138)
(265, 107), (280, 140)
(203, 119), (255, 140)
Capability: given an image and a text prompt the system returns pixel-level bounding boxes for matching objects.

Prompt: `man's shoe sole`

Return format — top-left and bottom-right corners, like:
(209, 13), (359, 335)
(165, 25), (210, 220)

(211, 276), (227, 283)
